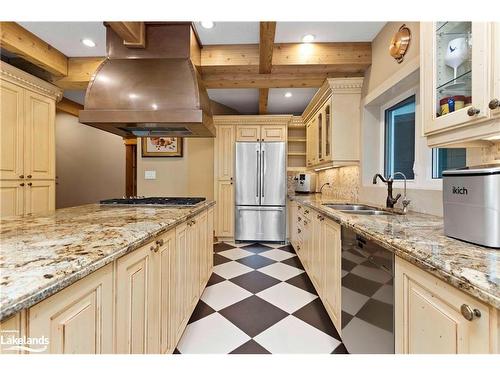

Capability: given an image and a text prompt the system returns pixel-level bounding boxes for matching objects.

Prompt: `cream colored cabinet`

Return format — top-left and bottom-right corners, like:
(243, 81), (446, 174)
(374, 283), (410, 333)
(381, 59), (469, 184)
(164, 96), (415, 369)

(0, 180), (24, 217)
(310, 212), (323, 290)
(187, 216), (200, 310)
(216, 125), (235, 181)
(261, 125), (286, 141)
(197, 210), (208, 296)
(172, 222), (189, 344)
(205, 206), (214, 280)
(303, 78), (363, 168)
(236, 125), (260, 141)
(322, 218), (342, 333)
(115, 242), (157, 354)
(395, 257), (497, 354)
(216, 180), (234, 238)
(422, 22), (500, 146)
(0, 62), (60, 218)
(28, 264), (114, 354)
(288, 200), (298, 247)
(0, 311), (26, 354)
(0, 79), (24, 180)
(156, 229), (176, 354)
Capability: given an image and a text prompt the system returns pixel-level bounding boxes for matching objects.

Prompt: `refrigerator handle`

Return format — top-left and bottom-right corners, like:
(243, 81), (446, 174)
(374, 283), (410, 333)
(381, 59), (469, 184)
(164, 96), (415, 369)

(256, 150), (260, 198)
(261, 150), (265, 198)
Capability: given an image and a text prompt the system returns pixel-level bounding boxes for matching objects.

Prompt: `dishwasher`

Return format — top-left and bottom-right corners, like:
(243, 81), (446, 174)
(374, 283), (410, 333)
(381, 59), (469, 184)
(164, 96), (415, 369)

(340, 227), (394, 354)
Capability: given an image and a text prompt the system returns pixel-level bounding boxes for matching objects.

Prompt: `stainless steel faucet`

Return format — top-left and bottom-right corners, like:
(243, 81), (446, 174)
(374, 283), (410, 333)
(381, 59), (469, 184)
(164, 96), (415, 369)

(372, 173), (401, 208)
(392, 172), (411, 213)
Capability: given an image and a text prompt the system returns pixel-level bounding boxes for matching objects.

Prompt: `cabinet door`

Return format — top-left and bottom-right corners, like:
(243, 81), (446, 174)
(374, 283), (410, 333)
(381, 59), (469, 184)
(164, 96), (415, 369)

(216, 125), (235, 180)
(261, 125), (286, 142)
(24, 90), (55, 180)
(216, 180), (234, 237)
(422, 22), (489, 134)
(236, 125), (260, 142)
(0, 180), (24, 218)
(395, 257), (492, 354)
(197, 210), (208, 296)
(288, 200), (298, 247)
(0, 311), (26, 354)
(310, 213), (323, 291)
(116, 243), (156, 354)
(156, 229), (175, 354)
(323, 104), (332, 162)
(0, 80), (24, 180)
(207, 206), (214, 277)
(322, 219), (342, 334)
(317, 112), (323, 163)
(24, 180), (55, 215)
(491, 22), (500, 119)
(306, 120), (313, 167)
(172, 223), (189, 343)
(28, 264), (113, 354)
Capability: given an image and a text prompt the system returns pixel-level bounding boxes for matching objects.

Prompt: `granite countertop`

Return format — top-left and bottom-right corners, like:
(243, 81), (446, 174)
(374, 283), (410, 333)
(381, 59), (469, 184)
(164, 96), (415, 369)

(289, 194), (500, 309)
(0, 201), (215, 321)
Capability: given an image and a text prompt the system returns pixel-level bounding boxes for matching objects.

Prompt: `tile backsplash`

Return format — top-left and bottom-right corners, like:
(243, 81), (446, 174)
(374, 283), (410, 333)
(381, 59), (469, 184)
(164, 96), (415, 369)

(288, 166), (360, 202)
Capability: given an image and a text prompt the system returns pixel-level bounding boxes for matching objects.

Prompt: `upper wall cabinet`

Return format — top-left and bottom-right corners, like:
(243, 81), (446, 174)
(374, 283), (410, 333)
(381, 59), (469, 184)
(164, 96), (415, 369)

(421, 22), (500, 146)
(303, 78), (363, 169)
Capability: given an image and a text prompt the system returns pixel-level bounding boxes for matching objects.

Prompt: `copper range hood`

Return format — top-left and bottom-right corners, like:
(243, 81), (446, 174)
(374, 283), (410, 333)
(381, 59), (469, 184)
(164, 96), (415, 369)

(79, 23), (215, 138)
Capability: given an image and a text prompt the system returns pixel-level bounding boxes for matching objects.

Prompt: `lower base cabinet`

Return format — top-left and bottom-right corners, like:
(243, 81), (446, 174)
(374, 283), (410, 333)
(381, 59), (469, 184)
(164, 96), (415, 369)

(395, 257), (498, 354)
(1, 206), (214, 354)
(28, 263), (114, 354)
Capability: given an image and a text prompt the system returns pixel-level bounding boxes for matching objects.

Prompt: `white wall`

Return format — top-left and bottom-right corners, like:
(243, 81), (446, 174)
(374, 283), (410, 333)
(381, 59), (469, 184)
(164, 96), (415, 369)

(55, 112), (125, 208)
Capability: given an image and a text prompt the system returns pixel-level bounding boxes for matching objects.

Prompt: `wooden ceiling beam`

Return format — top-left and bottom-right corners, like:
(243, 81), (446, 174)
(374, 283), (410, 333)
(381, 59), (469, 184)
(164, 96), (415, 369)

(51, 57), (105, 90)
(56, 97), (84, 117)
(106, 22), (145, 48)
(202, 72), (335, 88)
(0, 22), (68, 76)
(258, 22), (276, 114)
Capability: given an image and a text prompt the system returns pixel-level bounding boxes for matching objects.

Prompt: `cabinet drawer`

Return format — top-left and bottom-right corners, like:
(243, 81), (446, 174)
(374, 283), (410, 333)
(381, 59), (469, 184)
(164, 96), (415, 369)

(261, 125), (286, 142)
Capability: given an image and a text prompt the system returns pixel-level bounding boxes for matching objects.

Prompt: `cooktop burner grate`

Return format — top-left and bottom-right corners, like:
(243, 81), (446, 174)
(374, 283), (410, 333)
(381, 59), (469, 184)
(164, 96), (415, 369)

(100, 197), (206, 206)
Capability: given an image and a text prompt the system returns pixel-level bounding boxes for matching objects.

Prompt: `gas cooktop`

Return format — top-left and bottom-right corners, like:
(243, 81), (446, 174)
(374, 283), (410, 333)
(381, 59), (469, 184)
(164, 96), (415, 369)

(100, 197), (206, 207)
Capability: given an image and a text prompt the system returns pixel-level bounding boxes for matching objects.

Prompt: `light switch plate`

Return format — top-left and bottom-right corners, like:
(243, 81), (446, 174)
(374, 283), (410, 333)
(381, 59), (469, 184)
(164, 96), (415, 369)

(144, 170), (156, 180)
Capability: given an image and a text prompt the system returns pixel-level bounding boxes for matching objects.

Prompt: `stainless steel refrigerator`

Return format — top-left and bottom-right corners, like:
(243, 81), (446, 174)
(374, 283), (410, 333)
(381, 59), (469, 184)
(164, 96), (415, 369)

(235, 142), (286, 242)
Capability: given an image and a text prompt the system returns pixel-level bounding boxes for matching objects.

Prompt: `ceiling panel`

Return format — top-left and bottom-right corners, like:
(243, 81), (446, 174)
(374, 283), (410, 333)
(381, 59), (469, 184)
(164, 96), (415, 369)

(267, 88), (318, 115)
(194, 22), (259, 45)
(208, 89), (258, 114)
(275, 22), (386, 43)
(19, 22), (106, 57)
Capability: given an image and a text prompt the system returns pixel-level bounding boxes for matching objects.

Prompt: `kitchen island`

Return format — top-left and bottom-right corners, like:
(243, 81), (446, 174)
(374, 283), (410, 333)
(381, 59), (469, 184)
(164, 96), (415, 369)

(0, 201), (215, 353)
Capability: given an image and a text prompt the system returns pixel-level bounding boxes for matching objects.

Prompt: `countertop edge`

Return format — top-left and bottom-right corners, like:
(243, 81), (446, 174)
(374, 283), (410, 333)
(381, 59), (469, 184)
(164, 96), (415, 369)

(288, 195), (500, 310)
(0, 201), (215, 321)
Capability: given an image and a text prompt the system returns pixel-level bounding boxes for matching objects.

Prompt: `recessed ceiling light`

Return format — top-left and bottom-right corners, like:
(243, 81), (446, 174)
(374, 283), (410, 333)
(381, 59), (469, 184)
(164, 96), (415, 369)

(200, 21), (214, 29)
(302, 34), (315, 43)
(151, 103), (158, 110)
(129, 93), (138, 99)
(81, 38), (96, 48)
(284, 92), (293, 98)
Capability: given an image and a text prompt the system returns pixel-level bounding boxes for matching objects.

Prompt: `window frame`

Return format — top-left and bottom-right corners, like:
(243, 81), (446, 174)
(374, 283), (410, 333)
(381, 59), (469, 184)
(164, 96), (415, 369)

(377, 86), (443, 191)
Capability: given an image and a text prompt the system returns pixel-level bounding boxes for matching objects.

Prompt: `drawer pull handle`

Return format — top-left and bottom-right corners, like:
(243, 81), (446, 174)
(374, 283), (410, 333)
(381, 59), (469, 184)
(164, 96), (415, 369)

(20, 183), (25, 186)
(27, 182), (32, 186)
(150, 245), (159, 253)
(156, 239), (164, 246)
(304, 209), (309, 214)
(298, 217), (302, 221)
(488, 98), (499, 110)
(27, 175), (32, 179)
(460, 304), (481, 321)
(19, 175), (24, 179)
(467, 107), (480, 116)
(297, 228), (301, 233)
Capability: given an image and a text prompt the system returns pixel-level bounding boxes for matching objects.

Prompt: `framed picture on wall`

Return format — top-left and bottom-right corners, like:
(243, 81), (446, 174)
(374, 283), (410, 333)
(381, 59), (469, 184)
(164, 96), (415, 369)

(141, 137), (183, 157)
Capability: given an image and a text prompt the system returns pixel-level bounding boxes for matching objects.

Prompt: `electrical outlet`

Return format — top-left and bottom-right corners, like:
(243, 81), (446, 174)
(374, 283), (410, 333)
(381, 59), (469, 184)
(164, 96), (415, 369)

(144, 170), (156, 180)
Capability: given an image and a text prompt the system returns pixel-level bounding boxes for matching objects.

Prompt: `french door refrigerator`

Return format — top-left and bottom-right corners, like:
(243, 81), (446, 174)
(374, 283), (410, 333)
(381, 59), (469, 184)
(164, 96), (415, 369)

(235, 141), (286, 242)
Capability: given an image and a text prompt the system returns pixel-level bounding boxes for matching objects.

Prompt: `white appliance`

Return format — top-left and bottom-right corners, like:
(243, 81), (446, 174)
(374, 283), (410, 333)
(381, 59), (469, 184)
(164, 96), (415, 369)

(235, 142), (286, 242)
(294, 173), (317, 193)
(442, 164), (500, 248)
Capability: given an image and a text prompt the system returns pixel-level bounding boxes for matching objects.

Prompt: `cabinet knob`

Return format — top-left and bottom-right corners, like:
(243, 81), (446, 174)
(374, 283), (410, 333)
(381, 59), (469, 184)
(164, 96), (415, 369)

(467, 107), (480, 116)
(297, 228), (301, 233)
(27, 182), (32, 186)
(155, 239), (164, 246)
(298, 216), (302, 221)
(19, 175), (24, 179)
(460, 304), (481, 321)
(20, 183), (25, 186)
(304, 209), (309, 214)
(150, 245), (159, 253)
(489, 98), (500, 110)
(27, 175), (32, 179)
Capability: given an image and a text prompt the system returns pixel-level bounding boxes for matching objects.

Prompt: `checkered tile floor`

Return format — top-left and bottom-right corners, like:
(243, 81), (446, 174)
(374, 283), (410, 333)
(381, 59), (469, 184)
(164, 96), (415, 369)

(175, 242), (347, 354)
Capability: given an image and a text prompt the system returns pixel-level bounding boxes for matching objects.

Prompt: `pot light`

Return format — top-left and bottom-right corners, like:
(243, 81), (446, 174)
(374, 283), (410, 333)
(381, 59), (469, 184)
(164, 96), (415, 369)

(151, 103), (158, 110)
(302, 34), (315, 43)
(129, 93), (138, 99)
(200, 21), (214, 29)
(284, 92), (293, 98)
(81, 38), (96, 47)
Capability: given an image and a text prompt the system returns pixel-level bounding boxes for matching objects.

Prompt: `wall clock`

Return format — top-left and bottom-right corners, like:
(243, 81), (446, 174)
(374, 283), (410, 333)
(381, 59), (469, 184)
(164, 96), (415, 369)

(389, 24), (411, 63)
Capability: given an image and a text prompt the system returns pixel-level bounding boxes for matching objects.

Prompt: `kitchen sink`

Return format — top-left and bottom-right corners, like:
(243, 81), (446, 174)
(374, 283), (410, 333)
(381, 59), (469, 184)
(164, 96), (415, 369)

(322, 203), (377, 211)
(341, 210), (394, 216)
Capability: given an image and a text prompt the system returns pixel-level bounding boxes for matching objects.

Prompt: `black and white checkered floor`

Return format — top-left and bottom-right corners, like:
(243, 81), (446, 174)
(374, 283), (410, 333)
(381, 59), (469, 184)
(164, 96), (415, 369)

(175, 242), (347, 354)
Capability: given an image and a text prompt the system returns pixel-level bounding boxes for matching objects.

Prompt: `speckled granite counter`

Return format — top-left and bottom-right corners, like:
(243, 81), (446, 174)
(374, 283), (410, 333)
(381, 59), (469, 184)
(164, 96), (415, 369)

(289, 194), (500, 309)
(0, 201), (215, 321)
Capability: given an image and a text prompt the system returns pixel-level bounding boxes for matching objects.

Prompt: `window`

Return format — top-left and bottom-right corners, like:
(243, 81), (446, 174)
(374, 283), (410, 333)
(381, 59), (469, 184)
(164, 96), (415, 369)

(384, 95), (416, 179)
(432, 148), (467, 178)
